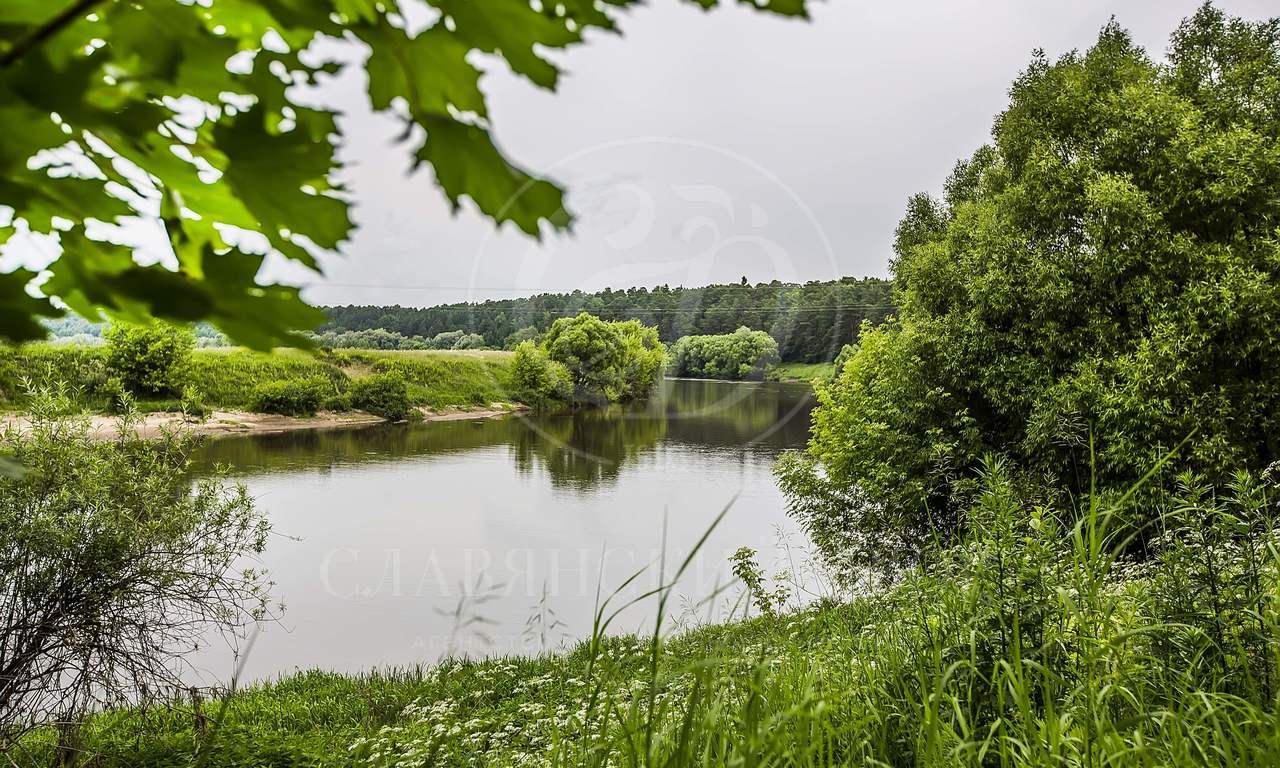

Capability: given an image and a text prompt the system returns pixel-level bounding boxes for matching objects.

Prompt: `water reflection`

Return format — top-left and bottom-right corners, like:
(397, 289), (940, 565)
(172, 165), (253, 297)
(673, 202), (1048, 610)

(188, 380), (816, 679)
(195, 379), (814, 492)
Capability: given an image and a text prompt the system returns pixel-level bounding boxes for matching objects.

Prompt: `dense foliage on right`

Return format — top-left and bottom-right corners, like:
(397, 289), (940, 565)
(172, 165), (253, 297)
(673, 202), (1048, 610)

(780, 5), (1280, 573)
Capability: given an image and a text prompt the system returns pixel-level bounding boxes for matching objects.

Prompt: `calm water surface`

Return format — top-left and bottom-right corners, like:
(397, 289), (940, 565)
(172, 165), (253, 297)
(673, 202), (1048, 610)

(191, 379), (815, 682)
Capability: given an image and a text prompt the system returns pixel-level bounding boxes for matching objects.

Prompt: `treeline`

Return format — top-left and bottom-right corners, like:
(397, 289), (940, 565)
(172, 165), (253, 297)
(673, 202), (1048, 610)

(320, 277), (894, 363)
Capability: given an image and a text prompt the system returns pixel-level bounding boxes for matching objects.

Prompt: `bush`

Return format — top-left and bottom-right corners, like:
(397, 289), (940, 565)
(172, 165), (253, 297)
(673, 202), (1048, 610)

(451, 333), (486, 350)
(0, 392), (269, 741)
(179, 385), (211, 420)
(321, 391), (353, 412)
(250, 379), (328, 417)
(349, 372), (413, 420)
(104, 323), (194, 397)
(509, 341), (572, 407)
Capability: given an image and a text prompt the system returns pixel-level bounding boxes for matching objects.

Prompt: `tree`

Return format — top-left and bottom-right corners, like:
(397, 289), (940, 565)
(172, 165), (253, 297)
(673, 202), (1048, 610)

(669, 326), (780, 380)
(543, 313), (627, 403)
(320, 276), (895, 361)
(781, 5), (1280, 567)
(542, 312), (665, 403)
(503, 326), (541, 350)
(0, 0), (808, 348)
(615, 320), (667, 400)
(0, 392), (269, 742)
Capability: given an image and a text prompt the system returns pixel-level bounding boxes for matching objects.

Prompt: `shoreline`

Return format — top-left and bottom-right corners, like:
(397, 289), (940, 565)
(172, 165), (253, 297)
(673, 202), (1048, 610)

(0, 404), (529, 441)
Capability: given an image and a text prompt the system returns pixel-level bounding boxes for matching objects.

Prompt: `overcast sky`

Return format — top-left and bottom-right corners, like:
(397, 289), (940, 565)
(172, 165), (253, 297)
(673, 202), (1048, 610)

(20, 1), (1277, 310)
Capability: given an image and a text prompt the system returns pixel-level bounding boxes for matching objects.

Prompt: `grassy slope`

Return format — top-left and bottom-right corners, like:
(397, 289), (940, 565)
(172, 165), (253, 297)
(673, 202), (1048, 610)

(38, 604), (862, 766)
(0, 345), (517, 413)
(767, 361), (835, 382)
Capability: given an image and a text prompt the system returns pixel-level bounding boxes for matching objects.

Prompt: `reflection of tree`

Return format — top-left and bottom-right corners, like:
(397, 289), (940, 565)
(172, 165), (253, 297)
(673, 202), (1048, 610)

(510, 407), (667, 492)
(658, 380), (813, 450)
(191, 381), (813, 487)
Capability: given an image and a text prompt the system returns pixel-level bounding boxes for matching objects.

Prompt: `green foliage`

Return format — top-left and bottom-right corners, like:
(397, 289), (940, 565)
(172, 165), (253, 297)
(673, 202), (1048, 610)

(0, 0), (806, 347)
(542, 313), (665, 404)
(349, 372), (413, 421)
(250, 379), (328, 417)
(508, 340), (572, 408)
(503, 326), (541, 350)
(786, 7), (1280, 559)
(311, 328), (433, 350)
(189, 348), (346, 409)
(104, 323), (194, 398)
(615, 320), (667, 401)
(669, 327), (780, 380)
(728, 546), (789, 616)
(0, 390), (269, 738)
(766, 360), (835, 382)
(0, 344), (108, 405)
(179, 385), (211, 420)
(323, 276), (894, 363)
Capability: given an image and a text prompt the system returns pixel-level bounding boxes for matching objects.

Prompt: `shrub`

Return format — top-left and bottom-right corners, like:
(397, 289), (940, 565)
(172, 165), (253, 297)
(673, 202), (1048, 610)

(104, 323), (194, 398)
(179, 385), (211, 420)
(0, 392), (269, 741)
(451, 333), (486, 350)
(503, 325), (541, 350)
(509, 341), (572, 407)
(250, 379), (328, 417)
(350, 372), (413, 420)
(321, 391), (353, 412)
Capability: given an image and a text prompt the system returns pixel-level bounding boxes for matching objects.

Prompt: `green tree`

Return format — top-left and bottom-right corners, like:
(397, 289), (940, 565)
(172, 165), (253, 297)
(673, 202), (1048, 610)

(615, 320), (666, 400)
(503, 326), (541, 350)
(781, 5), (1280, 565)
(542, 312), (665, 403)
(543, 312), (627, 403)
(104, 322), (194, 397)
(0, 0), (807, 348)
(669, 326), (781, 380)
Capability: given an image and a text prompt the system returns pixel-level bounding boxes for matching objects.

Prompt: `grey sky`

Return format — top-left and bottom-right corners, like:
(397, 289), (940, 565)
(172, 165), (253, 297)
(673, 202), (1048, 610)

(19, 1), (1275, 310)
(291, 0), (1276, 308)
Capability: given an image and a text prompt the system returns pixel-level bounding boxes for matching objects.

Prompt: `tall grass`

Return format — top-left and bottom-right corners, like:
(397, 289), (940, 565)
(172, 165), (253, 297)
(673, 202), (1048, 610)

(23, 456), (1280, 766)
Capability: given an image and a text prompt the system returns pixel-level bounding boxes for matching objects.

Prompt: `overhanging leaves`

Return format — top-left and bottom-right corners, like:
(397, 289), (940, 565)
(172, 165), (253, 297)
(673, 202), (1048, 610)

(0, 0), (810, 345)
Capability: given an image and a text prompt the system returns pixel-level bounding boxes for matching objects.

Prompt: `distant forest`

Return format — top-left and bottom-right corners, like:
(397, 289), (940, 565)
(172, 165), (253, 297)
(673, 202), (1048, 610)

(320, 277), (895, 363)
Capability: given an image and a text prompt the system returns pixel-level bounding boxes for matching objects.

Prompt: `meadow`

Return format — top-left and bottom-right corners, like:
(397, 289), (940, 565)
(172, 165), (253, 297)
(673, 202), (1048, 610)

(0, 345), (518, 415)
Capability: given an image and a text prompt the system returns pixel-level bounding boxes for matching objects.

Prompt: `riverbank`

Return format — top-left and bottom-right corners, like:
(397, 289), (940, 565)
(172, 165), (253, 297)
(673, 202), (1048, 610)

(767, 360), (835, 381)
(32, 601), (862, 766)
(0, 403), (528, 440)
(26, 517), (1277, 768)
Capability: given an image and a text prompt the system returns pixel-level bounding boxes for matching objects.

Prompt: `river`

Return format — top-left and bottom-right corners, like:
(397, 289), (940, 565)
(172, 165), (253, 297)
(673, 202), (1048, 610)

(190, 378), (816, 682)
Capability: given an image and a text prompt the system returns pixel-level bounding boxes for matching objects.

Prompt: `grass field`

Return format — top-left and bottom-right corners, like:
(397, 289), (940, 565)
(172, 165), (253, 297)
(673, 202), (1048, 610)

(0, 345), (518, 414)
(767, 361), (835, 382)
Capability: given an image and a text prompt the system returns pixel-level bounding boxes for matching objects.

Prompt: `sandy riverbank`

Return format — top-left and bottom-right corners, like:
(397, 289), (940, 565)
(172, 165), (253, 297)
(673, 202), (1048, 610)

(0, 404), (528, 440)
